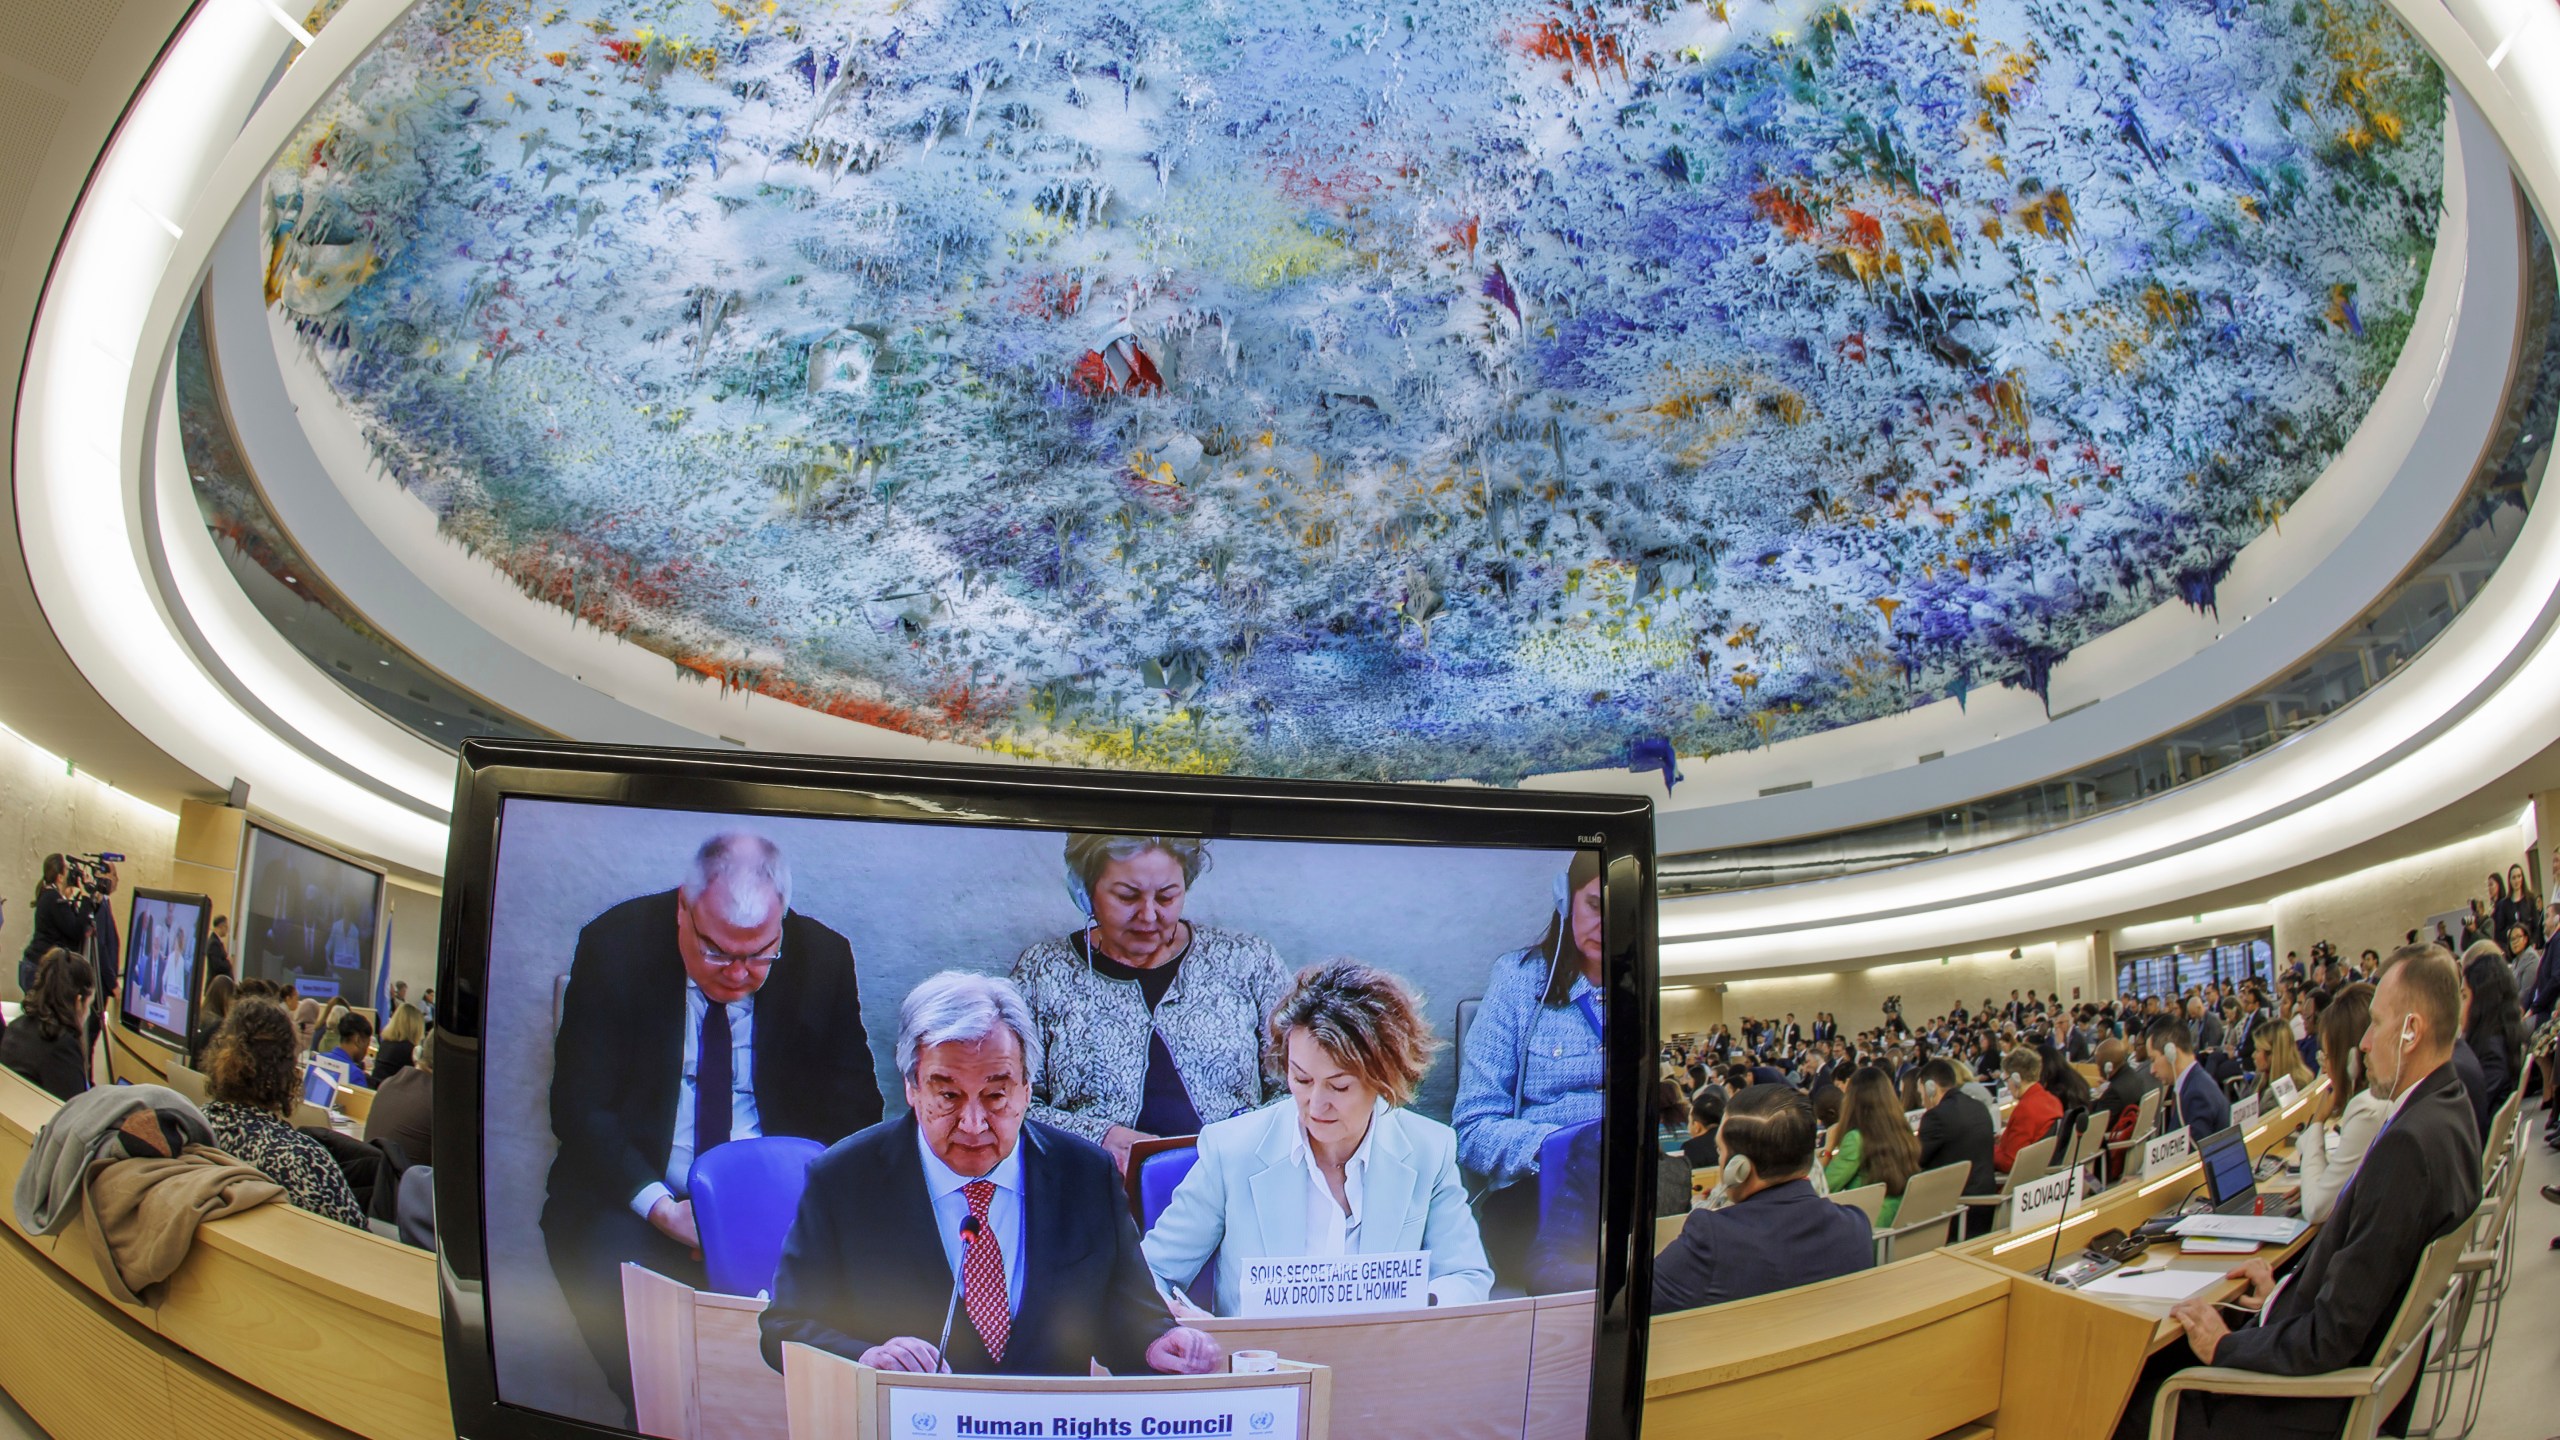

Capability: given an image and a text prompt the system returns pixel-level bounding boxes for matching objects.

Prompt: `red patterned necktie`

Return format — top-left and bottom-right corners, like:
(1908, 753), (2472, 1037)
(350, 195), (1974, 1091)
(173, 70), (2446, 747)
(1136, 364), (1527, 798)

(961, 1179), (1009, 1364)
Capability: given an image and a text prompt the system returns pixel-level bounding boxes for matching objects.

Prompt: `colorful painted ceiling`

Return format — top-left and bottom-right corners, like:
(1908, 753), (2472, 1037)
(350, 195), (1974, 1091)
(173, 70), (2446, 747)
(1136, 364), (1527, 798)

(266, 0), (2443, 783)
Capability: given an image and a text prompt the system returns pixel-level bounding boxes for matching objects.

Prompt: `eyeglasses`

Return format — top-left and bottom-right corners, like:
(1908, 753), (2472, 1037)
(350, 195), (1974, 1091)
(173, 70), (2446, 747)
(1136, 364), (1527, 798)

(684, 911), (780, 971)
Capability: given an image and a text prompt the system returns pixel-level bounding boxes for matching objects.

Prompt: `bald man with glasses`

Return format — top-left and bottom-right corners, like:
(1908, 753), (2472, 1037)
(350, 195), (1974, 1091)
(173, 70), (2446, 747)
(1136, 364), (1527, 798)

(542, 831), (883, 1421)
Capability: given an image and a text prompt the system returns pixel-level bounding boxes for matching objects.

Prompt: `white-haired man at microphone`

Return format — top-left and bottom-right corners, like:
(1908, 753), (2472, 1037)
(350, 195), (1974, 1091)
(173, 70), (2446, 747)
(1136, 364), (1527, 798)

(760, 971), (1221, 1377)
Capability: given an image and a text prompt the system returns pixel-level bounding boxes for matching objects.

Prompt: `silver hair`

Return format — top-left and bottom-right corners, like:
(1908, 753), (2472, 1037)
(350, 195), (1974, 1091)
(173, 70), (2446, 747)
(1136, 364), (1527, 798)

(896, 971), (1043, 1083)
(1064, 834), (1211, 897)
(680, 831), (792, 929)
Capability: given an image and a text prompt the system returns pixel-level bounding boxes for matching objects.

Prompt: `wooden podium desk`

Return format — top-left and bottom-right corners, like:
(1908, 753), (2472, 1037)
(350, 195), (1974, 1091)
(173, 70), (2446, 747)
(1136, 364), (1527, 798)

(1937, 1082), (2323, 1438)
(0, 1066), (447, 1440)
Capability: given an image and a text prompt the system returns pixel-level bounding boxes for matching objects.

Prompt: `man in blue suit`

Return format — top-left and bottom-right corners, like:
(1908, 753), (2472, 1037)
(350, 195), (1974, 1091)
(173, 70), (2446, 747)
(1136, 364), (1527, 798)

(762, 972), (1221, 1377)
(1650, 1084), (1873, 1313)
(2145, 1016), (2230, 1147)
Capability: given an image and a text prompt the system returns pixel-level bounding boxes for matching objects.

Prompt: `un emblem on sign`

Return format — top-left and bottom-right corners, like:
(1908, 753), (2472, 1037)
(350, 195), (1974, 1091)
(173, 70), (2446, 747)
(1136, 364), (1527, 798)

(1249, 1412), (1276, 1434)
(910, 1413), (938, 1434)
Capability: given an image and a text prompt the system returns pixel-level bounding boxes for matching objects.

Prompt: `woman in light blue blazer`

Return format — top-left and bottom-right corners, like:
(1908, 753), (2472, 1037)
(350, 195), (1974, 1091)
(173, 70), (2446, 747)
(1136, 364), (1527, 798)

(1142, 959), (1493, 1314)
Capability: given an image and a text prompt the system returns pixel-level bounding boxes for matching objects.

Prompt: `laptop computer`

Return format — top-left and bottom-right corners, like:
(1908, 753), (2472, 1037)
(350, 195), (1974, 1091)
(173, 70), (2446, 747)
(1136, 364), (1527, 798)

(302, 1062), (346, 1111)
(2196, 1125), (2259, 1216)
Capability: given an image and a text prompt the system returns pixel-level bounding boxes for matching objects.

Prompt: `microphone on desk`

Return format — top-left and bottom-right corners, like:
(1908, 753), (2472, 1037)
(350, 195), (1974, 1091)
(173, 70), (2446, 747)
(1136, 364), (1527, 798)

(2042, 1104), (2092, 1285)
(935, 1215), (984, 1374)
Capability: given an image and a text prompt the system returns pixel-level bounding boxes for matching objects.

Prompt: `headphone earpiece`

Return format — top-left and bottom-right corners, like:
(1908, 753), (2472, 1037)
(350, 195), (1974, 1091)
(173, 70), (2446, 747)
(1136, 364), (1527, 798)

(1721, 1153), (1754, 1192)
(2399, 1017), (2416, 1048)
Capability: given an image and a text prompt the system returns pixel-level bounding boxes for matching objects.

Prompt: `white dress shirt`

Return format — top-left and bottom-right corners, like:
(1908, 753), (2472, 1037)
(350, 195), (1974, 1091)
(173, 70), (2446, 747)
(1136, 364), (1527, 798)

(1290, 1098), (1388, 1257)
(917, 1125), (1026, 1318)
(629, 981), (761, 1218)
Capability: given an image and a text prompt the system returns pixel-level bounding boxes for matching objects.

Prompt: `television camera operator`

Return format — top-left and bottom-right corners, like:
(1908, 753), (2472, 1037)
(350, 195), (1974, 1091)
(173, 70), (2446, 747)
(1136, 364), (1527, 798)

(21, 853), (113, 993)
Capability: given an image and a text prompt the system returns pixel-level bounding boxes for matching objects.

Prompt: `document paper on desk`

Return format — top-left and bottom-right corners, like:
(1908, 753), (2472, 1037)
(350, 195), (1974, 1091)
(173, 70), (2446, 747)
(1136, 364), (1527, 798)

(2078, 1269), (2226, 1303)
(2169, 1215), (2309, 1244)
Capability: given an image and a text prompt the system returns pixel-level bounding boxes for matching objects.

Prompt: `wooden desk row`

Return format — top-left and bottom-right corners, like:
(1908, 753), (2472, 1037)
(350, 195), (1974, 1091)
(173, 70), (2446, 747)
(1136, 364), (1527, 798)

(16, 1024), (2315, 1440)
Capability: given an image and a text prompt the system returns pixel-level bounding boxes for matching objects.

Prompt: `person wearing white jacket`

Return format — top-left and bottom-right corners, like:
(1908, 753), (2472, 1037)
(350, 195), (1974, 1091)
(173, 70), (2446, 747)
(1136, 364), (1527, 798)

(1142, 959), (1492, 1314)
(2295, 983), (2390, 1224)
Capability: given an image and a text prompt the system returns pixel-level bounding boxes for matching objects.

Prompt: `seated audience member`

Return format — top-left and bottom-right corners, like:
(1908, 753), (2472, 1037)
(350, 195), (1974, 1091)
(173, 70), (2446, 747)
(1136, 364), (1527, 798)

(1991, 1047), (2061, 1173)
(1011, 835), (1288, 1173)
(2114, 946), (2482, 1440)
(1, 948), (93, 1100)
(1655, 1085), (1696, 1216)
(292, 990), (321, 1055)
(2091, 1037), (2157, 1131)
(1682, 1089), (1724, 1172)
(2249, 1020), (2314, 1101)
(1143, 959), (1493, 1313)
(322, 1011), (376, 1089)
(1454, 853), (1607, 1282)
(201, 999), (367, 1228)
(1651, 1085), (1873, 1313)
(1803, 1059), (1844, 1130)
(191, 973), (237, 1058)
(372, 1003), (424, 1087)
(2458, 945), (2524, 1130)
(762, 973), (1219, 1377)
(1822, 1067), (1920, 1224)
(2146, 1015), (2230, 1146)
(2038, 1043), (2094, 1128)
(364, 1025), (435, 1166)
(1915, 1059), (1997, 1204)
(2297, 983), (2386, 1224)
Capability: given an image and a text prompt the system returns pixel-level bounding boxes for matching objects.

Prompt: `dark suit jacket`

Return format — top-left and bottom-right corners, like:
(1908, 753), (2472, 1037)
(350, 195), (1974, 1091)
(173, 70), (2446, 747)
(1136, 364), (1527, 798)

(1649, 1178), (1872, 1314)
(2450, 1039), (2488, 1141)
(2166, 1063), (2231, 1146)
(364, 1064), (434, 1166)
(2094, 1064), (2158, 1131)
(2191, 1064), (2480, 1438)
(542, 890), (883, 1248)
(1918, 1091), (1997, 1196)
(759, 1115), (1172, 1375)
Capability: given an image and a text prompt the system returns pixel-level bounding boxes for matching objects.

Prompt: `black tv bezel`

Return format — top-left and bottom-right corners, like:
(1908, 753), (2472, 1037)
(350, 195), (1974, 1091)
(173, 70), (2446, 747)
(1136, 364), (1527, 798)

(433, 737), (1659, 1440)
(235, 817), (391, 1007)
(117, 886), (210, 1052)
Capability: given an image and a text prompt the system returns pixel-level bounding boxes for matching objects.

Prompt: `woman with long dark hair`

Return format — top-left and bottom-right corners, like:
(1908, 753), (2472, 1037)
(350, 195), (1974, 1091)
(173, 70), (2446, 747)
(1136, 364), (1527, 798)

(1822, 1066), (1922, 1224)
(2, 946), (94, 1100)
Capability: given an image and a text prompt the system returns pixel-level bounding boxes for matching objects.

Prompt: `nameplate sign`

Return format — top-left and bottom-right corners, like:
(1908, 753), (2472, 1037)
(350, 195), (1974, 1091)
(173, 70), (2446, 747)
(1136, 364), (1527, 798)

(2270, 1076), (2299, 1107)
(2233, 1093), (2262, 1128)
(888, 1382), (1303, 1439)
(2140, 1128), (2193, 1180)
(1237, 1251), (1429, 1316)
(2010, 1168), (2084, 1234)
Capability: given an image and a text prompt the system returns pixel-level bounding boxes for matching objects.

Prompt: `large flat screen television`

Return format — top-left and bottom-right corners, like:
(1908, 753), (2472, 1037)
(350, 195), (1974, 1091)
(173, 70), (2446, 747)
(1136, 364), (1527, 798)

(435, 739), (1657, 1440)
(237, 821), (386, 1003)
(120, 887), (210, 1049)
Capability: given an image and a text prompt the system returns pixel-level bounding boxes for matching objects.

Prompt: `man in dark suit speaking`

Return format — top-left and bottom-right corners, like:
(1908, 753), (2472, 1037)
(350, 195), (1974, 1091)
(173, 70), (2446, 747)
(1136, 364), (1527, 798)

(2112, 944), (2483, 1440)
(543, 832), (882, 1416)
(760, 971), (1220, 1378)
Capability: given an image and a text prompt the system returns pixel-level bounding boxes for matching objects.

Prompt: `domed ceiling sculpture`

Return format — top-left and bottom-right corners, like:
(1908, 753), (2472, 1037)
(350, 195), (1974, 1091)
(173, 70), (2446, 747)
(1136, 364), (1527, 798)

(264, 0), (2442, 783)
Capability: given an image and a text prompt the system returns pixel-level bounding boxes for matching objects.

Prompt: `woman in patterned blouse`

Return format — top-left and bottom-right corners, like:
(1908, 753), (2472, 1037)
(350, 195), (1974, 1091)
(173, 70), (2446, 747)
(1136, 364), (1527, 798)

(202, 998), (366, 1228)
(1011, 835), (1290, 1173)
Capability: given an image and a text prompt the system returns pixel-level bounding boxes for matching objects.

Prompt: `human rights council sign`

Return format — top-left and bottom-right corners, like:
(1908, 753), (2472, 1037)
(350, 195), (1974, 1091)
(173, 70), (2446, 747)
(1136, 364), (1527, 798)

(887, 1384), (1303, 1440)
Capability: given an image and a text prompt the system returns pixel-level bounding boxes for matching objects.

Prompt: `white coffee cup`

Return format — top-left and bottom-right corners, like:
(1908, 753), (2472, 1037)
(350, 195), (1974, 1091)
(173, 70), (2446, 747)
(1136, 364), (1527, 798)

(1231, 1349), (1279, 1374)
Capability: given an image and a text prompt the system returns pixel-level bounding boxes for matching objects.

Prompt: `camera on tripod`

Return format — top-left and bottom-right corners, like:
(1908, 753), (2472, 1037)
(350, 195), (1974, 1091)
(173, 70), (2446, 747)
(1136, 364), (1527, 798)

(59, 852), (123, 905)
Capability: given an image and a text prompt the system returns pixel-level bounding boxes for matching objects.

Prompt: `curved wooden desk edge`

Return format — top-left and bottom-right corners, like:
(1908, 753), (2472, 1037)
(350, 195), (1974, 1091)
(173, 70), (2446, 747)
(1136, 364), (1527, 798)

(1644, 1252), (2007, 1398)
(0, 1067), (450, 1440)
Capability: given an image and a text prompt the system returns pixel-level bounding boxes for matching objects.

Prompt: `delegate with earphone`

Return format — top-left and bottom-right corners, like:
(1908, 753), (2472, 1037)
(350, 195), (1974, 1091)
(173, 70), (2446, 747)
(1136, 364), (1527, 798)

(1649, 1083), (1875, 1313)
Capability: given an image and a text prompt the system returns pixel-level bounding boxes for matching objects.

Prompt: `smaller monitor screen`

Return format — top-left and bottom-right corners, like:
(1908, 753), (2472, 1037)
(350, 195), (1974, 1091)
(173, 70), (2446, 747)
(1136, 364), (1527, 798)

(2198, 1126), (2254, 1207)
(304, 1063), (345, 1109)
(120, 889), (209, 1048)
(239, 823), (385, 1001)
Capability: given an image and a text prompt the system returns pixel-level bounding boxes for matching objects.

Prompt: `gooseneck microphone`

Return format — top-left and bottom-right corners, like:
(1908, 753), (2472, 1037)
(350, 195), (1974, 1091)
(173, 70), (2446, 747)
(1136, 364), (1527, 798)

(2042, 1105), (2092, 1284)
(935, 1215), (984, 1374)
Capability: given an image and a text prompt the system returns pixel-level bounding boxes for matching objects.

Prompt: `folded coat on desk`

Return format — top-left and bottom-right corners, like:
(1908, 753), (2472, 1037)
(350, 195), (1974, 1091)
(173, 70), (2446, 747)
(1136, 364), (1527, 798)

(78, 1146), (283, 1304)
